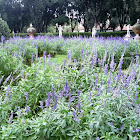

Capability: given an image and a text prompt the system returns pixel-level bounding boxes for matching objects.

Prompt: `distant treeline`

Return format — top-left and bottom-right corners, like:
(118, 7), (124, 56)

(0, 0), (139, 33)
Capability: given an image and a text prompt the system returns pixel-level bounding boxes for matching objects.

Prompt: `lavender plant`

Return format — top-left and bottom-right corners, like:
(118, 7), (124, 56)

(0, 36), (139, 140)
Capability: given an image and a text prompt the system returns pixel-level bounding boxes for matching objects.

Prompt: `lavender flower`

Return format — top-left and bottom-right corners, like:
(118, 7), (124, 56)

(108, 122), (114, 125)
(132, 92), (139, 105)
(9, 112), (13, 124)
(64, 81), (70, 95)
(78, 101), (81, 113)
(110, 58), (115, 71)
(89, 92), (92, 101)
(67, 50), (71, 60)
(3, 73), (12, 85)
(14, 51), (17, 56)
(25, 106), (30, 113)
(97, 87), (101, 95)
(60, 91), (63, 99)
(121, 125), (124, 133)
(0, 76), (4, 84)
(107, 78), (111, 85)
(45, 92), (51, 107)
(73, 111), (77, 121)
(25, 92), (28, 101)
(78, 90), (81, 97)
(81, 46), (84, 59)
(54, 94), (57, 111)
(17, 106), (21, 112)
(43, 51), (46, 67)
(96, 137), (100, 140)
(8, 94), (12, 102)
(91, 57), (94, 68)
(5, 85), (10, 97)
(133, 128), (140, 133)
(95, 76), (98, 85)
(39, 101), (43, 110)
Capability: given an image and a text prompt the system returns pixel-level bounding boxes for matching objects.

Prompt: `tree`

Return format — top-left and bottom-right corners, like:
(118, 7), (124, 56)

(109, 18), (119, 31)
(108, 0), (134, 30)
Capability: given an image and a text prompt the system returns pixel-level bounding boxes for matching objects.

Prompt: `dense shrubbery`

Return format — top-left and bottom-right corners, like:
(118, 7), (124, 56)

(10, 31), (135, 38)
(0, 36), (140, 139)
(5, 36), (139, 69)
(0, 18), (10, 39)
(0, 49), (21, 77)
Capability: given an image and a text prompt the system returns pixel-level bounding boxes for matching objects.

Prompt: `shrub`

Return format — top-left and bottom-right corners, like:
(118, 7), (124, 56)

(0, 18), (10, 39)
(10, 31), (135, 38)
(0, 53), (139, 139)
(0, 49), (20, 77)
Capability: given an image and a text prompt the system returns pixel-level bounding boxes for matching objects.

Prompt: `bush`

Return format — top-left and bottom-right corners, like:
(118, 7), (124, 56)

(0, 49), (20, 77)
(10, 31), (135, 38)
(5, 36), (140, 69)
(0, 18), (10, 40)
(0, 54), (139, 139)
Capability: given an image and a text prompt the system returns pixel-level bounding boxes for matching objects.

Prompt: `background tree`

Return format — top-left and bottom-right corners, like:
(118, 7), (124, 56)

(0, 0), (139, 33)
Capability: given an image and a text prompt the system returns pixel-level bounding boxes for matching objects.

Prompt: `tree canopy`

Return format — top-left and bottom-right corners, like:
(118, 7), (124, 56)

(0, 0), (139, 32)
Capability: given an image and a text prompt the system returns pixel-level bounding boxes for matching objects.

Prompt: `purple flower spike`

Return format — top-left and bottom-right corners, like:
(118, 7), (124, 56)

(25, 106), (30, 113)
(9, 112), (13, 124)
(96, 137), (100, 140)
(64, 81), (70, 95)
(54, 94), (57, 111)
(91, 57), (94, 68)
(73, 111), (77, 121)
(25, 92), (28, 101)
(133, 128), (140, 133)
(8, 94), (12, 102)
(0, 76), (4, 84)
(81, 46), (84, 59)
(43, 51), (46, 67)
(45, 92), (51, 107)
(60, 91), (63, 99)
(39, 101), (43, 110)
(108, 122), (114, 125)
(68, 92), (73, 107)
(67, 50), (71, 60)
(78, 101), (81, 113)
(5, 85), (10, 97)
(1, 35), (5, 43)
(78, 90), (81, 97)
(17, 106), (21, 112)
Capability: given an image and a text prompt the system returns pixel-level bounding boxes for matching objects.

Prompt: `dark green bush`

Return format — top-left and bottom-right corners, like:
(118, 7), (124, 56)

(0, 18), (10, 39)
(10, 31), (135, 38)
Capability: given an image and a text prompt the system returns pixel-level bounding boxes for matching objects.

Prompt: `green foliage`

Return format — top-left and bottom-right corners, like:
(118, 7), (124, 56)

(0, 18), (10, 39)
(0, 49), (20, 77)
(10, 31), (135, 38)
(51, 14), (69, 26)
(47, 25), (56, 33)
(109, 18), (119, 31)
(0, 36), (140, 139)
(0, 54), (140, 139)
